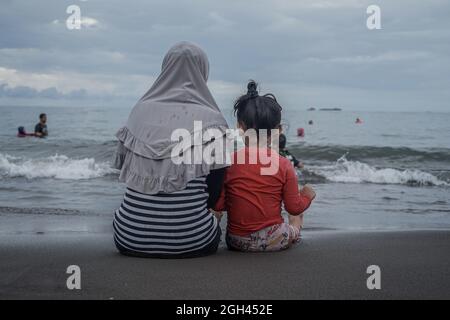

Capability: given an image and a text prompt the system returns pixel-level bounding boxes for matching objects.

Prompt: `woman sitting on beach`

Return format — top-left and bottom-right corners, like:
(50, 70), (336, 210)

(112, 42), (229, 258)
(214, 81), (316, 252)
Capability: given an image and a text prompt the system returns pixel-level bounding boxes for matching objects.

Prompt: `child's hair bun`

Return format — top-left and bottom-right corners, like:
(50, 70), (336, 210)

(234, 80), (282, 132)
(247, 80), (258, 98)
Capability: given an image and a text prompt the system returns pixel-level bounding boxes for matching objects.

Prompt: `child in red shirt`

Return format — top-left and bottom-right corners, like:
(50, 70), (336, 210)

(214, 81), (315, 252)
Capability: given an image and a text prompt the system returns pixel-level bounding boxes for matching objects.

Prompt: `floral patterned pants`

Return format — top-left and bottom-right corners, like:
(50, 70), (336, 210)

(226, 223), (301, 252)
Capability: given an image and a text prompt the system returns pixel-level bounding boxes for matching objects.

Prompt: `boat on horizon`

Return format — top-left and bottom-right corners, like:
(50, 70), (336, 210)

(319, 107), (342, 111)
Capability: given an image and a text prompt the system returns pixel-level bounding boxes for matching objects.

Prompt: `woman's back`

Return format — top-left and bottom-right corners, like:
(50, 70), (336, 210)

(112, 42), (228, 258)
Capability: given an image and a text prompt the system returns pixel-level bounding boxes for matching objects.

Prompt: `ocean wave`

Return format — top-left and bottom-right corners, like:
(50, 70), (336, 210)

(0, 153), (117, 180)
(1, 139), (118, 162)
(308, 155), (448, 187)
(289, 144), (450, 163)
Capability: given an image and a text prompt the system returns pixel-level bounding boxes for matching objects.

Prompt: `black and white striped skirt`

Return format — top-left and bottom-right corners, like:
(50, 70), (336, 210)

(113, 177), (220, 258)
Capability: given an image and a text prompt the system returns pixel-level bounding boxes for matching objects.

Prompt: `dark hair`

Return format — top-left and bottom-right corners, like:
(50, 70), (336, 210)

(39, 113), (46, 119)
(279, 133), (287, 149)
(233, 81), (282, 134)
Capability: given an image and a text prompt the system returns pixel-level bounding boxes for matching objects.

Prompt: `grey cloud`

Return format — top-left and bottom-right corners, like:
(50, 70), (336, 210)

(0, 0), (449, 111)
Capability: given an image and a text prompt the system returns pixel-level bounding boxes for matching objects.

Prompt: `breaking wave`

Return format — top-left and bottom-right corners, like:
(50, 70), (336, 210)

(308, 154), (448, 187)
(0, 153), (117, 180)
(289, 144), (450, 163)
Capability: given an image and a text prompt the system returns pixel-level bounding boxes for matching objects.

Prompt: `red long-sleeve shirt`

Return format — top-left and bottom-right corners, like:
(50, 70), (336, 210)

(214, 147), (312, 236)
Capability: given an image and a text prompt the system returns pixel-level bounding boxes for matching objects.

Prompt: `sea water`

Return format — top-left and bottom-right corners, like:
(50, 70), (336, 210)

(0, 106), (449, 230)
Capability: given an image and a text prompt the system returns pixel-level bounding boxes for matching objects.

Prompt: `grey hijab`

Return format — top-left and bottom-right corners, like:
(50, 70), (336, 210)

(114, 42), (229, 194)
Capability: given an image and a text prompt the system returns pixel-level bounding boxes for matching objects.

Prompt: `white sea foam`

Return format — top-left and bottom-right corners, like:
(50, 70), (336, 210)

(309, 155), (448, 186)
(0, 153), (117, 180)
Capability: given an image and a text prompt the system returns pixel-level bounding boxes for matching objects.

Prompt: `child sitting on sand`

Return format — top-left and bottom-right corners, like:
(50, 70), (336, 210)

(214, 81), (316, 252)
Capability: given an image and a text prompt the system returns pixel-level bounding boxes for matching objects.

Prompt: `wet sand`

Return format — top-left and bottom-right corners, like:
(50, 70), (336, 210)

(0, 214), (449, 300)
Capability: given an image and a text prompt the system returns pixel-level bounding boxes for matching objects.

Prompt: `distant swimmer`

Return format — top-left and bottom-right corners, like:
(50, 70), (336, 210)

(297, 127), (305, 137)
(34, 113), (48, 137)
(17, 126), (35, 137)
(279, 133), (304, 169)
(308, 120), (313, 125)
(355, 117), (363, 124)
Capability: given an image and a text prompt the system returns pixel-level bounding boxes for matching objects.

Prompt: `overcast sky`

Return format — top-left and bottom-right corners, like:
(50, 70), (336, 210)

(1, 0), (449, 111)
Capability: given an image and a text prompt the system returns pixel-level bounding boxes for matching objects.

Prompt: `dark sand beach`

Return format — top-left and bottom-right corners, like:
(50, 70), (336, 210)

(1, 214), (449, 300)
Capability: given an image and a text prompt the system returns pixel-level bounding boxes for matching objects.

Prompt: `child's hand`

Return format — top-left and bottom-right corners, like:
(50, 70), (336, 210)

(300, 184), (316, 201)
